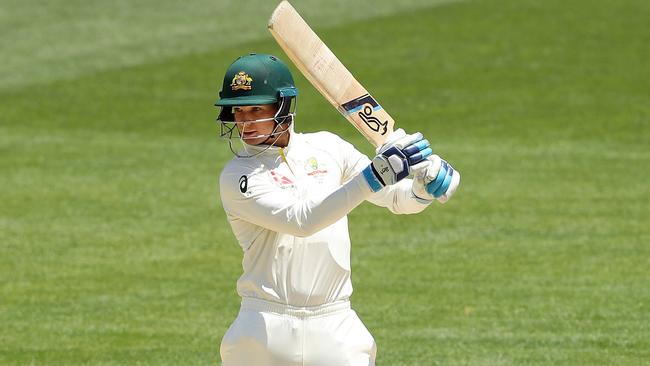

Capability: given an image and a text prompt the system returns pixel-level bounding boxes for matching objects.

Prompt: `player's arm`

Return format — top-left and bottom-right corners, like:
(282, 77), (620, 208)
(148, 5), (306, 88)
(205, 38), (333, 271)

(220, 169), (370, 237)
(220, 133), (429, 237)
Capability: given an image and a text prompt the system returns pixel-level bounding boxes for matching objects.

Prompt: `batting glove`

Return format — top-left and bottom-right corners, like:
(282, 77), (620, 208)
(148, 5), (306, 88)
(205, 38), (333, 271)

(362, 129), (432, 192)
(412, 154), (460, 203)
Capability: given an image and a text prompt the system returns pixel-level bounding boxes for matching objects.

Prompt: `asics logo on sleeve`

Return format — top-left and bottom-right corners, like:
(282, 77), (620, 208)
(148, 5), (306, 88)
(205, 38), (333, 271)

(239, 175), (248, 193)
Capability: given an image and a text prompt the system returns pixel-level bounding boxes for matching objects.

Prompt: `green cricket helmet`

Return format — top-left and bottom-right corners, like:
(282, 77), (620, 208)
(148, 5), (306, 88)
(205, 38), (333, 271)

(215, 53), (297, 112)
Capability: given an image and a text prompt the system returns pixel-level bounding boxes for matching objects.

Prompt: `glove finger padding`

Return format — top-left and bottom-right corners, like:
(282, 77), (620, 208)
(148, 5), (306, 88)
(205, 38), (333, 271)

(411, 154), (460, 203)
(393, 133), (432, 167)
(404, 141), (432, 165)
(427, 161), (450, 196)
(436, 171), (460, 204)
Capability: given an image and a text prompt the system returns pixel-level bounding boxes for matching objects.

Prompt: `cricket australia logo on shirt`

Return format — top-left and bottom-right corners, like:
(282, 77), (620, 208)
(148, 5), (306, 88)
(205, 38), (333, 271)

(231, 71), (253, 91)
(304, 157), (328, 178)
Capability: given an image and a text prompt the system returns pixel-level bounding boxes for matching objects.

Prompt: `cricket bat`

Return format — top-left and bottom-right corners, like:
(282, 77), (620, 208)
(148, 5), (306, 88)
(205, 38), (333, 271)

(268, 1), (395, 148)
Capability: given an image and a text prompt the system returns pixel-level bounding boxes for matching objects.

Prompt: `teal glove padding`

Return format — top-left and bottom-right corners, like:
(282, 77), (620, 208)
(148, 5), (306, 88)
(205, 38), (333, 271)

(412, 155), (460, 203)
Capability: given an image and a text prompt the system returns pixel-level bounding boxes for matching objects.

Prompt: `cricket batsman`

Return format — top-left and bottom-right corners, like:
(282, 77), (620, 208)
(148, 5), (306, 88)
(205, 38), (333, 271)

(215, 53), (460, 365)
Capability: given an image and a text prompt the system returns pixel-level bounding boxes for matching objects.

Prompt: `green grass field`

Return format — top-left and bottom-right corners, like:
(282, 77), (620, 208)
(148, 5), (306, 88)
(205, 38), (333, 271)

(1, 0), (648, 365)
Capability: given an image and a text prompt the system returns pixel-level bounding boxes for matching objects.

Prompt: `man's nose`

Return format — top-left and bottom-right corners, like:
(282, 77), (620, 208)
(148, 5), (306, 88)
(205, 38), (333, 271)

(237, 113), (253, 123)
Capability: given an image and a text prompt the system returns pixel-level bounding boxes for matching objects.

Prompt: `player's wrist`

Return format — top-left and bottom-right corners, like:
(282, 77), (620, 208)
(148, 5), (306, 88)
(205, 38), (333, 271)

(362, 165), (385, 192)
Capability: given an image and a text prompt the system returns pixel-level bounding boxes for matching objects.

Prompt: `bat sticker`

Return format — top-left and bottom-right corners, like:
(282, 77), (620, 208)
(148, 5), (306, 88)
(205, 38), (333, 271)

(340, 94), (388, 135)
(358, 105), (388, 135)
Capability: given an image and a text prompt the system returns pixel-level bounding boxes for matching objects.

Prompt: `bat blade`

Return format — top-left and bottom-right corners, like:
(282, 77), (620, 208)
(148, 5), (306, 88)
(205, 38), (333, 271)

(268, 0), (395, 147)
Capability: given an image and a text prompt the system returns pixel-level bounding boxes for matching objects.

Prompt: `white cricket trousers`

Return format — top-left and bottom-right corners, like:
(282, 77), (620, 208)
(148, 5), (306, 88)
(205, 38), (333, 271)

(220, 297), (376, 366)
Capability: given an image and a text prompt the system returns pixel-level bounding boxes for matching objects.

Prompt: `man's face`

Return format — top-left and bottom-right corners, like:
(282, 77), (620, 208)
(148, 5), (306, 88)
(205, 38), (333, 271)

(233, 104), (279, 146)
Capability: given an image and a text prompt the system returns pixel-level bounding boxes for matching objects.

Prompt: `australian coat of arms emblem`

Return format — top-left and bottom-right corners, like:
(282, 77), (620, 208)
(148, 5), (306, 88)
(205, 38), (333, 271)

(231, 71), (253, 91)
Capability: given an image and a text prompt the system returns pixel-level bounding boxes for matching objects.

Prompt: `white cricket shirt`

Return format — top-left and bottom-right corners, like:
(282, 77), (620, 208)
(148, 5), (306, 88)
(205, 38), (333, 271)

(219, 130), (430, 307)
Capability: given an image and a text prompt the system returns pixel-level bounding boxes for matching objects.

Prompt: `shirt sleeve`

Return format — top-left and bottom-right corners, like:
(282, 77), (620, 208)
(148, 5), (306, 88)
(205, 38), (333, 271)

(335, 134), (431, 215)
(220, 165), (373, 238)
